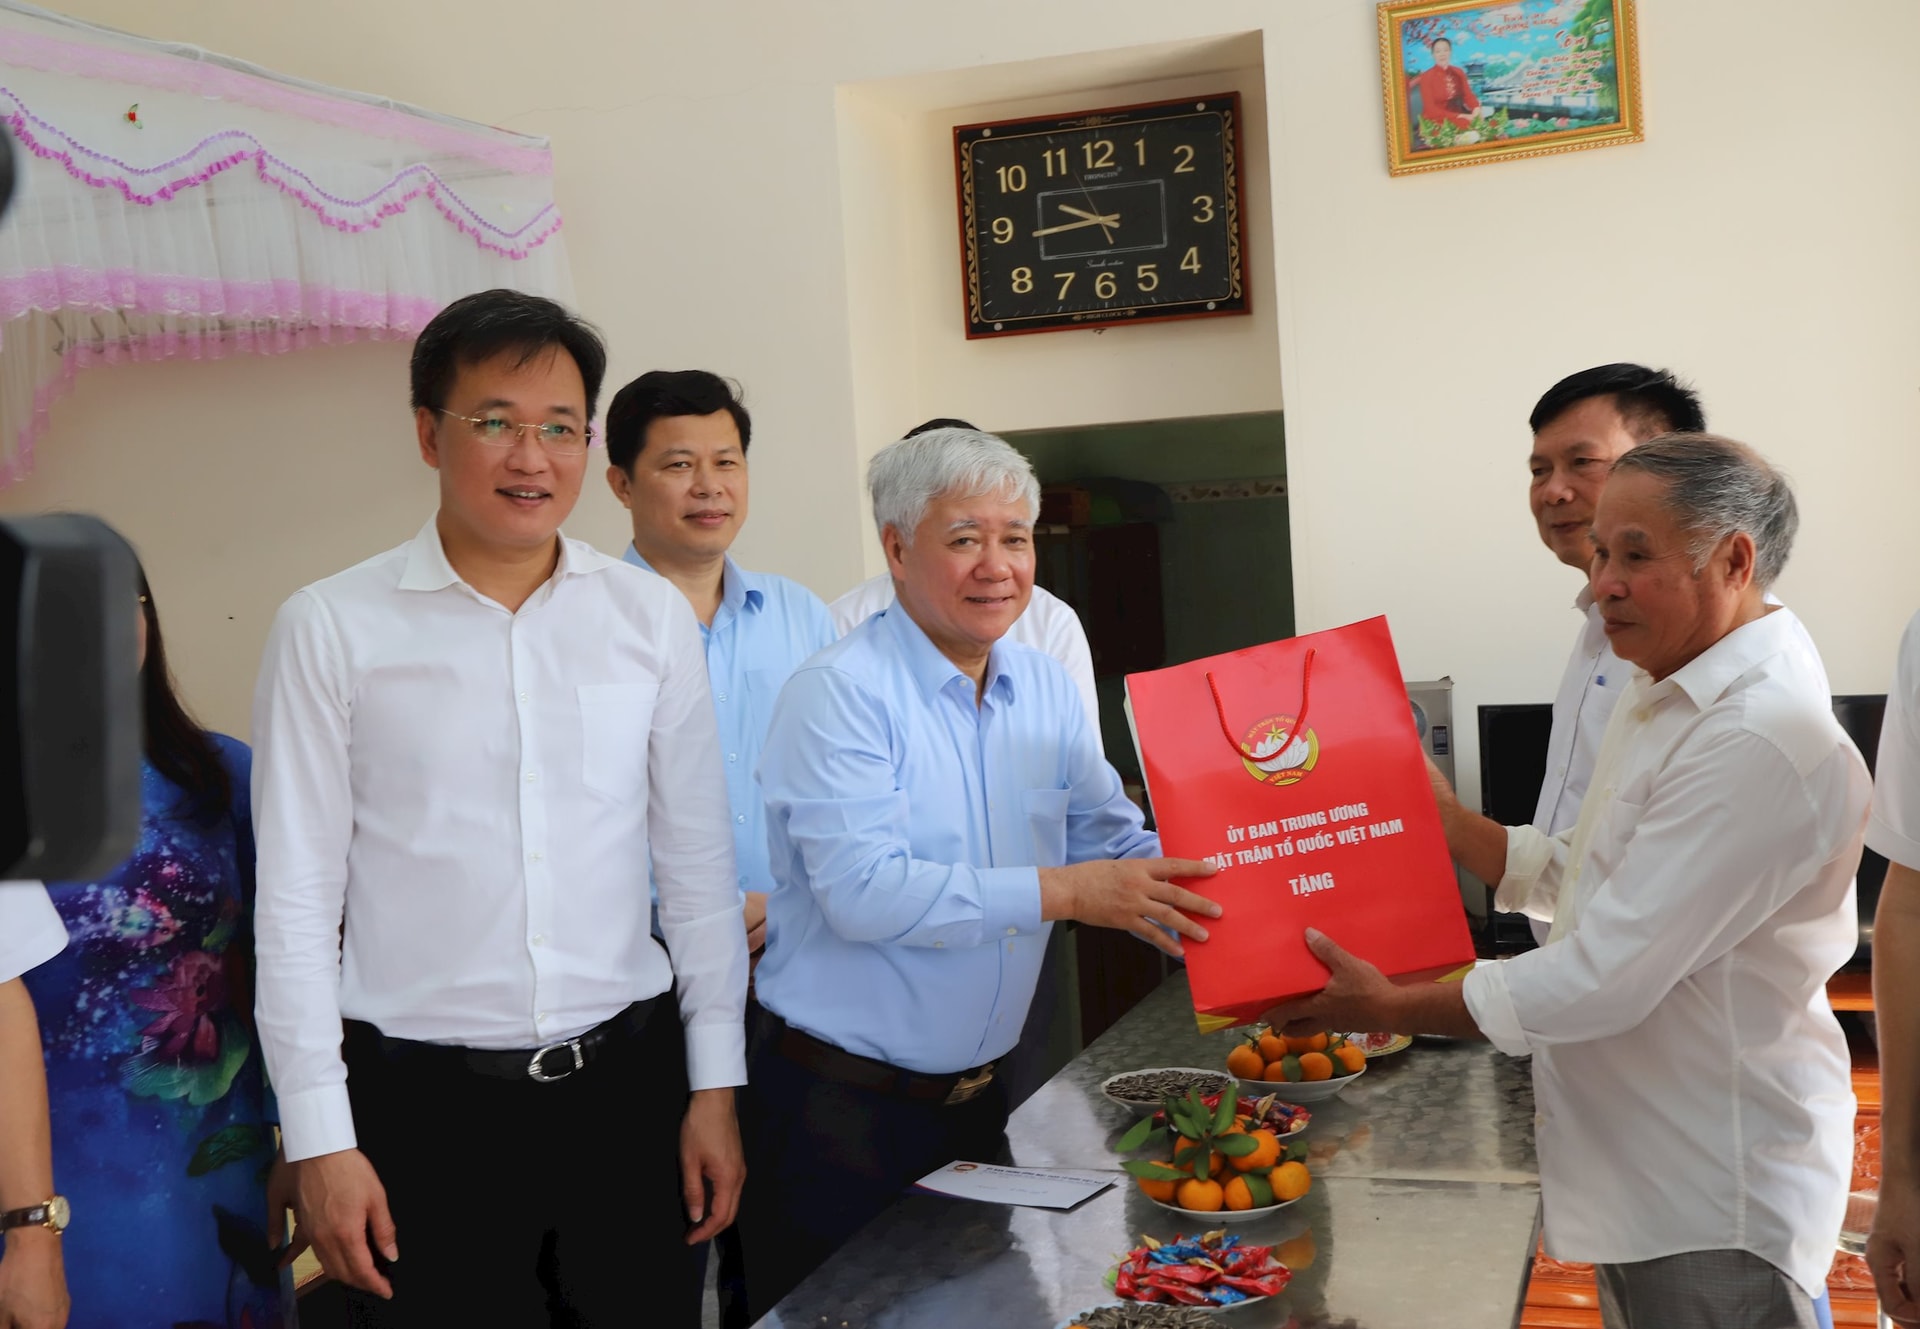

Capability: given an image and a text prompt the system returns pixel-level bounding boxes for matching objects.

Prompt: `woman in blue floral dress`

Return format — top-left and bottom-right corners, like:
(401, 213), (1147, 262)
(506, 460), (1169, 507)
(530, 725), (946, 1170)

(25, 570), (291, 1328)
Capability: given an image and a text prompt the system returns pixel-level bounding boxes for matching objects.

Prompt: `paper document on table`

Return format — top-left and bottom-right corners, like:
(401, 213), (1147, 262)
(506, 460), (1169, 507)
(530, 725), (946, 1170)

(912, 1161), (1116, 1210)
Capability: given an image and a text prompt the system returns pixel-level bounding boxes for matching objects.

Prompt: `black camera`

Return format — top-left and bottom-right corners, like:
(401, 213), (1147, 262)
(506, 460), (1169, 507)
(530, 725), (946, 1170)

(0, 108), (12, 222)
(0, 123), (144, 881)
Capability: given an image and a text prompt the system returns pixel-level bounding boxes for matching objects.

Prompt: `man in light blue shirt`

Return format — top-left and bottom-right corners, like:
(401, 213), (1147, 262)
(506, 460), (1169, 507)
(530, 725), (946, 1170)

(604, 369), (837, 953)
(734, 426), (1220, 1318)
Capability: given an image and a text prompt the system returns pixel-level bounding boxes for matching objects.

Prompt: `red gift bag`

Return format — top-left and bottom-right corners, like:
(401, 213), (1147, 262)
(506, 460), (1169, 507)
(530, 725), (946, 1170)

(1124, 616), (1474, 1031)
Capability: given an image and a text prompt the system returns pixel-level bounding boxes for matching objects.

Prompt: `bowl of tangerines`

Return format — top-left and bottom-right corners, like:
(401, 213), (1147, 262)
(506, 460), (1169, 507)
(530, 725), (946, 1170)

(1115, 1086), (1313, 1222)
(1226, 1028), (1368, 1104)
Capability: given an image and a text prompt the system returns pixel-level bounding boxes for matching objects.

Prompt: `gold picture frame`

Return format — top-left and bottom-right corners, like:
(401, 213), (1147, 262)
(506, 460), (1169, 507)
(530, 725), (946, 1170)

(1379, 0), (1642, 176)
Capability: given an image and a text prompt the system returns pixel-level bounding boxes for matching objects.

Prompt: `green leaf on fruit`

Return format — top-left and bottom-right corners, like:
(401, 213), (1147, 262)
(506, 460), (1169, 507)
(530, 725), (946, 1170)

(1245, 1173), (1275, 1207)
(1211, 1090), (1236, 1135)
(1216, 1133), (1258, 1157)
(1117, 1116), (1156, 1152)
(1280, 1054), (1304, 1082)
(1123, 1160), (1185, 1180)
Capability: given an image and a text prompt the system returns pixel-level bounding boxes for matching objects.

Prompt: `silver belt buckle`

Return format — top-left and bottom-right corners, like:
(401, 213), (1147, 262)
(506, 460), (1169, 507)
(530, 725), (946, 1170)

(527, 1037), (585, 1083)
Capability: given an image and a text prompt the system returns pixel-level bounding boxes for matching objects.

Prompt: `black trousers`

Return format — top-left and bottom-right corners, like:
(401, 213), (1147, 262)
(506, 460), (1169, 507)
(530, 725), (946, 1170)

(729, 1011), (1012, 1323)
(340, 1001), (702, 1327)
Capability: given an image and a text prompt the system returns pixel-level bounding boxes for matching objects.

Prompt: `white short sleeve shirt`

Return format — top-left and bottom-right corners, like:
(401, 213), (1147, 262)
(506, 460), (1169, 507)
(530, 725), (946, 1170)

(0, 880), (65, 982)
(1867, 608), (1920, 870)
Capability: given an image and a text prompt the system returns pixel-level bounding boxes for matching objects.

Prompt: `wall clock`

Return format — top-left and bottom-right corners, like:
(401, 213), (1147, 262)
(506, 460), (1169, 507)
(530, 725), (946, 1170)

(954, 93), (1248, 339)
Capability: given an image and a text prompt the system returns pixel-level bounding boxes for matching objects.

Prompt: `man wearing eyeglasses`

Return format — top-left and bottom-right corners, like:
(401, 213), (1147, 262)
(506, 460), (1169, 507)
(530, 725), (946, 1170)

(252, 289), (747, 1326)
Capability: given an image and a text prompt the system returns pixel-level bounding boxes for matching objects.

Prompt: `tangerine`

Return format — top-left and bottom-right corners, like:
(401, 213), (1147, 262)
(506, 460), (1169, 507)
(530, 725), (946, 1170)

(1270, 1159), (1312, 1202)
(1285, 1031), (1330, 1055)
(1226, 1044), (1266, 1081)
(1176, 1177), (1225, 1212)
(1222, 1176), (1257, 1211)
(1334, 1044), (1367, 1075)
(1206, 1141), (1232, 1177)
(1136, 1167), (1179, 1203)
(1263, 1060), (1288, 1083)
(1257, 1032), (1286, 1063)
(1230, 1128), (1281, 1173)
(1298, 1051), (1334, 1081)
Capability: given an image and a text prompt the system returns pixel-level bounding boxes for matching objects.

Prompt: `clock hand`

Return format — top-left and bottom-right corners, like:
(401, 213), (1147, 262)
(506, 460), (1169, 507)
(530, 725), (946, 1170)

(1054, 202), (1120, 243)
(1031, 213), (1123, 238)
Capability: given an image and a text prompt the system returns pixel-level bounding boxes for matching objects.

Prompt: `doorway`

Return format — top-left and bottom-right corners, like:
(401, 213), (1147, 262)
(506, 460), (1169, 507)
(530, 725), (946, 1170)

(1004, 409), (1291, 1045)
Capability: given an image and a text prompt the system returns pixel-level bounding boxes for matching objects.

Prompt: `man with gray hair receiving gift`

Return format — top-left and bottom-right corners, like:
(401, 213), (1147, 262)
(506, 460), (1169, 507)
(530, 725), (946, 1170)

(1269, 435), (1867, 1329)
(732, 426), (1222, 1316)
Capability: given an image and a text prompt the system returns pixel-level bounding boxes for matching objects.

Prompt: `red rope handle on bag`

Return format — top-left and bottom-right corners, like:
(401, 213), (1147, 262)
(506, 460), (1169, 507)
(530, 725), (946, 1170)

(1206, 647), (1317, 762)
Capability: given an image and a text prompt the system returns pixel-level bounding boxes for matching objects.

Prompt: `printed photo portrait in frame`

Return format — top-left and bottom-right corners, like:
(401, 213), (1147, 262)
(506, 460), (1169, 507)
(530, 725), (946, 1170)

(1379, 0), (1642, 176)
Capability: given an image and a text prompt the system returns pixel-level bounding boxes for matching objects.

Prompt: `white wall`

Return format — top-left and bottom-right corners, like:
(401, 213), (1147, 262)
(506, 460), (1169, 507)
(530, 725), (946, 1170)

(838, 35), (1283, 573)
(5, 0), (1918, 802)
(1263, 0), (1920, 798)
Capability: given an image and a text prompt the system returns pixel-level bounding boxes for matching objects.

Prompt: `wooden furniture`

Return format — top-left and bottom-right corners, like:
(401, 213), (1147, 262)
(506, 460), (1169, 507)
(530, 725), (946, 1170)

(1519, 971), (1883, 1327)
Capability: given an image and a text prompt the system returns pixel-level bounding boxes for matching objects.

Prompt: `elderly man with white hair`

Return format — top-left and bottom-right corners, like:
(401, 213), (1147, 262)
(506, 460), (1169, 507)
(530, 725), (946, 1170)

(732, 426), (1221, 1317)
(1269, 434), (1867, 1329)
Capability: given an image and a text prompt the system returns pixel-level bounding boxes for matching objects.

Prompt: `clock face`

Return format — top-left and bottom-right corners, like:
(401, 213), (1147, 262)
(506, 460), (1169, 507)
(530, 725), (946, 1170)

(955, 94), (1247, 338)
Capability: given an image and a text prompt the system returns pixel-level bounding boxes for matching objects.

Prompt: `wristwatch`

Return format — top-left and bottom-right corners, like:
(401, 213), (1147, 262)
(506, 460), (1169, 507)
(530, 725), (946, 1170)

(0, 1196), (69, 1234)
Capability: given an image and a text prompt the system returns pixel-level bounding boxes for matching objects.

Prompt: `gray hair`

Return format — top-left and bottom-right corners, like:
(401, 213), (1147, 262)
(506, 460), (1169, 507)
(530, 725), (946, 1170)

(866, 426), (1042, 543)
(1610, 433), (1798, 589)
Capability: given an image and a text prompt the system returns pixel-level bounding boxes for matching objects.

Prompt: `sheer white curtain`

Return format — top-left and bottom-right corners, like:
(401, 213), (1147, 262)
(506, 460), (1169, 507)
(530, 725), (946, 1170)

(0, 0), (572, 486)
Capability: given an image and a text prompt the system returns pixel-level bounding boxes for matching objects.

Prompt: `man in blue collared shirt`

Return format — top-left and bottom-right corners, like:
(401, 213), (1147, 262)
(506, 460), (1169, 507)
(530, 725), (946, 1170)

(734, 426), (1220, 1318)
(604, 370), (837, 956)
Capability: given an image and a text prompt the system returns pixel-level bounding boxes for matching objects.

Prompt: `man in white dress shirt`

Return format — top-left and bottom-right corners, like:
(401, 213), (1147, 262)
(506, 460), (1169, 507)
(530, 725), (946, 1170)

(0, 882), (68, 1329)
(1866, 611), (1920, 1325)
(830, 420), (1101, 738)
(252, 291), (748, 1326)
(1270, 435), (1865, 1329)
(1520, 364), (1705, 944)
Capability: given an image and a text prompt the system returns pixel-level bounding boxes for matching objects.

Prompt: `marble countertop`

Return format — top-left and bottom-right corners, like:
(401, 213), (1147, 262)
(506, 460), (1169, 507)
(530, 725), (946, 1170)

(757, 972), (1540, 1329)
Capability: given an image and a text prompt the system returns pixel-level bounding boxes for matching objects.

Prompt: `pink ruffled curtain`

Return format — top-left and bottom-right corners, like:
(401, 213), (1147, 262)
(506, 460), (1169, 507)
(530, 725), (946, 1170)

(0, 0), (571, 487)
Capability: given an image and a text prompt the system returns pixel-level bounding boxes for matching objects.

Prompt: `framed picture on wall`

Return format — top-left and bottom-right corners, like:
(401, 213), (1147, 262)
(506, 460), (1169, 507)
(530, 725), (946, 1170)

(1378, 0), (1642, 176)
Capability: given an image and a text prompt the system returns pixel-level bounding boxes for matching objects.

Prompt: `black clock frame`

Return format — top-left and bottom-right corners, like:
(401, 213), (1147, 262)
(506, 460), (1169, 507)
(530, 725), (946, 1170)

(954, 92), (1249, 339)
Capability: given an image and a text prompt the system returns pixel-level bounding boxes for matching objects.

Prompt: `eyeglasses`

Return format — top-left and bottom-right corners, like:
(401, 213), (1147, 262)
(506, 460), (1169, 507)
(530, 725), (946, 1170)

(437, 410), (595, 456)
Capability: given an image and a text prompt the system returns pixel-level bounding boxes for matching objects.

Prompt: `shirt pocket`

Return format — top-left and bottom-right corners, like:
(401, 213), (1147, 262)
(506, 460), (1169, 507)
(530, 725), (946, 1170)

(578, 682), (660, 801)
(1022, 788), (1072, 867)
(746, 667), (791, 748)
(1584, 795), (1647, 891)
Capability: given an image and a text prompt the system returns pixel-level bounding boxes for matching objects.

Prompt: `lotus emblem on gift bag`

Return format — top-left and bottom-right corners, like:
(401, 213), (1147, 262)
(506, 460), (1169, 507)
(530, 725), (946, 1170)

(1240, 716), (1319, 787)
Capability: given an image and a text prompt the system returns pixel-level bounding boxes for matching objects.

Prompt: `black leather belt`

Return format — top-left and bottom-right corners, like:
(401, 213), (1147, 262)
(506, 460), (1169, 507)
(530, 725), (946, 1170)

(769, 1015), (995, 1106)
(343, 998), (659, 1084)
